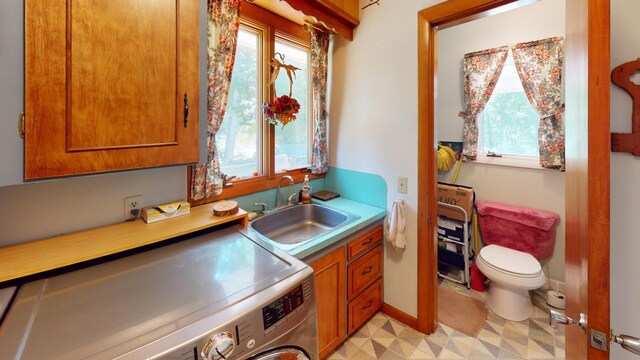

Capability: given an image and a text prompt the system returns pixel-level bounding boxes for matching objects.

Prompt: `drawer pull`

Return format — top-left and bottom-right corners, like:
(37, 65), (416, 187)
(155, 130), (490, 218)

(361, 237), (374, 246)
(361, 300), (374, 310)
(183, 93), (189, 128)
(361, 266), (373, 275)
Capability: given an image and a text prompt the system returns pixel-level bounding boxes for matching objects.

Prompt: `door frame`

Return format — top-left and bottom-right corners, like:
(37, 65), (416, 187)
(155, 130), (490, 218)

(417, 3), (610, 358)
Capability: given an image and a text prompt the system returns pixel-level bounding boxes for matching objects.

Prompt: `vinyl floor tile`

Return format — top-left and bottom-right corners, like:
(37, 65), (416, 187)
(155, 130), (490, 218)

(326, 282), (565, 360)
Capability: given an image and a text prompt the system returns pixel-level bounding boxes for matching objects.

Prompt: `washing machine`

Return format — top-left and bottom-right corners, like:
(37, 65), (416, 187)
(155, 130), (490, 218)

(0, 225), (318, 360)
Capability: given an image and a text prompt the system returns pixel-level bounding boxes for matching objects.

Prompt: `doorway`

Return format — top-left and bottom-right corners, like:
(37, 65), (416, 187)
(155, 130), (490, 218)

(416, 1), (611, 359)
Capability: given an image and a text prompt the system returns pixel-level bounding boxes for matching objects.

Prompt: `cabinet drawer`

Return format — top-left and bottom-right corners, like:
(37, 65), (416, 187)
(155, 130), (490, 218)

(348, 277), (382, 334)
(347, 245), (382, 300)
(348, 225), (382, 260)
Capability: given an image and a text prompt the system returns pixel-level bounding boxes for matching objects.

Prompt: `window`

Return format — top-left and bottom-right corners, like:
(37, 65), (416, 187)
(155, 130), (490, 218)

(478, 51), (539, 159)
(274, 40), (311, 173)
(194, 4), (317, 204)
(217, 28), (261, 179)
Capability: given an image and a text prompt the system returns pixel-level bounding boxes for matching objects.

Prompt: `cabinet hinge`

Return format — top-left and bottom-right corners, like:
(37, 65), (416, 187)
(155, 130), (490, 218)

(18, 112), (25, 139)
(427, 215), (432, 225)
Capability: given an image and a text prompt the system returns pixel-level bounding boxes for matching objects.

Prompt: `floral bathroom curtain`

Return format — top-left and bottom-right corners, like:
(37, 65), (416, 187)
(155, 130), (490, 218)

(309, 28), (330, 174)
(458, 46), (510, 160)
(191, 0), (242, 201)
(512, 37), (565, 170)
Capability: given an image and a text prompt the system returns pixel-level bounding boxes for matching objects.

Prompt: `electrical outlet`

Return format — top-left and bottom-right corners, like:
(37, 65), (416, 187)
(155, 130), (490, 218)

(397, 176), (408, 194)
(124, 195), (142, 221)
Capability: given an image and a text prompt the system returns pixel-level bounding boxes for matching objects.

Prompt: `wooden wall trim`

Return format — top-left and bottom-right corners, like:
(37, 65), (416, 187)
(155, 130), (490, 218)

(416, 9), (438, 335)
(381, 303), (418, 331)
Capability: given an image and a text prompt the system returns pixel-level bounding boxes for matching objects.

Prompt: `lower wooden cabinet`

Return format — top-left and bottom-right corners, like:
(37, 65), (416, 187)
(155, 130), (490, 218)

(309, 224), (384, 359)
(310, 246), (346, 359)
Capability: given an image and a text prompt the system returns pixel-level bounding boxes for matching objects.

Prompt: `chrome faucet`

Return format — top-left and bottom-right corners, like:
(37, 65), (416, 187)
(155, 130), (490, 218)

(275, 175), (294, 208)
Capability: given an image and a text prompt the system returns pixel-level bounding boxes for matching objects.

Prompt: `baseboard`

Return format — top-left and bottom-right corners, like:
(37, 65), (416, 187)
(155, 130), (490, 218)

(381, 303), (418, 330)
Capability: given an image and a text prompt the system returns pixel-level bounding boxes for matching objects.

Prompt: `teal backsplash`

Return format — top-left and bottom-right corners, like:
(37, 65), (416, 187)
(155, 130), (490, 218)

(324, 167), (387, 208)
(228, 167), (387, 212)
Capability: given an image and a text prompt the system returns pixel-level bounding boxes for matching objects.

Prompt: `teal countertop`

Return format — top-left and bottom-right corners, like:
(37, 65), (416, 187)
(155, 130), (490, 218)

(242, 198), (387, 260)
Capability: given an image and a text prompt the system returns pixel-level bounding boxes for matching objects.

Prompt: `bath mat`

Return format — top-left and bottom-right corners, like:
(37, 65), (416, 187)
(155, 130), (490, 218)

(438, 288), (488, 337)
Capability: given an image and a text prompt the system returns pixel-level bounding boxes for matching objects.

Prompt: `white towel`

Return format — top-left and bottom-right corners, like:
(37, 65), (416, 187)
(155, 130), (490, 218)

(387, 200), (406, 249)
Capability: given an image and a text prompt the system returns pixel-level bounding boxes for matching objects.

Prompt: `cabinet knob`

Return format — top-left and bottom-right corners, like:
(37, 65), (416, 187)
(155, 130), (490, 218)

(361, 300), (373, 310)
(361, 266), (373, 275)
(183, 93), (189, 128)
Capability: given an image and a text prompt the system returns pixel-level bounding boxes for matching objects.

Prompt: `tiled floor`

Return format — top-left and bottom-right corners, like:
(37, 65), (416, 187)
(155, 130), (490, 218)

(327, 281), (565, 359)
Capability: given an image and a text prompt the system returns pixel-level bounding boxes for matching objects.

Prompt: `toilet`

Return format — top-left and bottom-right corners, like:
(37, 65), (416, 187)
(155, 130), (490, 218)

(475, 200), (560, 321)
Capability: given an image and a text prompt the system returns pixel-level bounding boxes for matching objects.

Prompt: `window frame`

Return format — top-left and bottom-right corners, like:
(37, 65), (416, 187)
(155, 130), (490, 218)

(189, 2), (322, 206)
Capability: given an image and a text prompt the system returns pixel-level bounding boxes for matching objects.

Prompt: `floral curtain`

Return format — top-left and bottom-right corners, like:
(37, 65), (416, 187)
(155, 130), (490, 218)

(512, 37), (565, 170)
(309, 28), (330, 174)
(459, 46), (510, 160)
(191, 0), (242, 201)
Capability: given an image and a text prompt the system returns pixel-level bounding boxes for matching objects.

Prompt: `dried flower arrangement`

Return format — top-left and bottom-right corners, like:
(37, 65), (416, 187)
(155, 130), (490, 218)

(263, 53), (301, 128)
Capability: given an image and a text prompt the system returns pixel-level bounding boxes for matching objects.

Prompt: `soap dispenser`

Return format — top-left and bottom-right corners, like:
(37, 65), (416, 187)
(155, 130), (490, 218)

(301, 175), (312, 204)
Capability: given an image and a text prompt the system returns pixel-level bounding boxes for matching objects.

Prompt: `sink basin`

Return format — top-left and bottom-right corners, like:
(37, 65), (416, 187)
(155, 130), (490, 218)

(249, 204), (360, 247)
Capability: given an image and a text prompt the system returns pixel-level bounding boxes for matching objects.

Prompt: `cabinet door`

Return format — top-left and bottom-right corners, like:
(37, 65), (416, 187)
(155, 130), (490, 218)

(24, 0), (199, 179)
(347, 245), (382, 301)
(310, 247), (346, 359)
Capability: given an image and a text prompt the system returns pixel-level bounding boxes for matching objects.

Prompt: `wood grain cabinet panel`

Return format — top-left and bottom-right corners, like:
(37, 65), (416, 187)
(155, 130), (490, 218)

(24, 0), (199, 179)
(314, 0), (359, 25)
(348, 277), (382, 334)
(347, 245), (382, 301)
(310, 247), (346, 359)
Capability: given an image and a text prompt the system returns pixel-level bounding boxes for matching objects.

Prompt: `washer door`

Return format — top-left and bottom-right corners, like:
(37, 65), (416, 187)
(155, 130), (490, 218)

(250, 347), (309, 360)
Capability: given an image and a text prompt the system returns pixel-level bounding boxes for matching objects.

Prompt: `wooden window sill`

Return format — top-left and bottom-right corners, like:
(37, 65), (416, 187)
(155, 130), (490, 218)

(189, 168), (325, 206)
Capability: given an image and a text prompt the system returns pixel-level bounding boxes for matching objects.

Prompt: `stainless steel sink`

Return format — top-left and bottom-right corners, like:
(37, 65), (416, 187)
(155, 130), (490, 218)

(249, 204), (360, 247)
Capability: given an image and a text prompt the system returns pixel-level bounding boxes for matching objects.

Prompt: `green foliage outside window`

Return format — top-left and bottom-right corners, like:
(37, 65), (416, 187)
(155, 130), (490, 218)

(218, 30), (260, 178)
(481, 92), (539, 157)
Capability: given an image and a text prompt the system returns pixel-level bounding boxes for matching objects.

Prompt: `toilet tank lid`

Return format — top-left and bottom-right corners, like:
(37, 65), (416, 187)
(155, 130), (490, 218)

(480, 245), (541, 275)
(476, 200), (560, 231)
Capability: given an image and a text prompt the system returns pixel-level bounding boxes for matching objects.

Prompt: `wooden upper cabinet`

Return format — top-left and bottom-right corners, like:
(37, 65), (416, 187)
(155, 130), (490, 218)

(314, 0), (359, 25)
(24, 0), (199, 179)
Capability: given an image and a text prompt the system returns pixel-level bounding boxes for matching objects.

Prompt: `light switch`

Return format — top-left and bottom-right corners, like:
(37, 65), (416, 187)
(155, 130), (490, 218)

(397, 177), (408, 194)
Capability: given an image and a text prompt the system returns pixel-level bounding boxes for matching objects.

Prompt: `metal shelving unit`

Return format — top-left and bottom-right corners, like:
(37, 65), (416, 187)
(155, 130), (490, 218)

(437, 201), (473, 288)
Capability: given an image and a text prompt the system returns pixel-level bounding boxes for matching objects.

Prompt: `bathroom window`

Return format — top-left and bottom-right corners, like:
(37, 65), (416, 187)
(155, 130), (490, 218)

(477, 51), (540, 164)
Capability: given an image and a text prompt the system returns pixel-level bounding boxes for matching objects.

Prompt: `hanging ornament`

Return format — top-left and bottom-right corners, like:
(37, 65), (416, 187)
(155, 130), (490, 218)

(263, 52), (301, 128)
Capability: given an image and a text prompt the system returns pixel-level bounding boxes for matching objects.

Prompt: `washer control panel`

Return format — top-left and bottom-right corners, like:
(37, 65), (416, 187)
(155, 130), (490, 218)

(195, 277), (313, 360)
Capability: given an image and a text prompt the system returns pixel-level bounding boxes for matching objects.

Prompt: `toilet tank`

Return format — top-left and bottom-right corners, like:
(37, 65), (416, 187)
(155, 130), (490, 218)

(476, 200), (560, 260)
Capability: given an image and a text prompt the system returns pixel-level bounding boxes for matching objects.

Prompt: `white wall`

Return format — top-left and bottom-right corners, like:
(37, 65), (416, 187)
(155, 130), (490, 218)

(330, 0), (445, 317)
(0, 0), (24, 186)
(0, 167), (187, 245)
(436, 0), (567, 282)
(610, 0), (640, 358)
